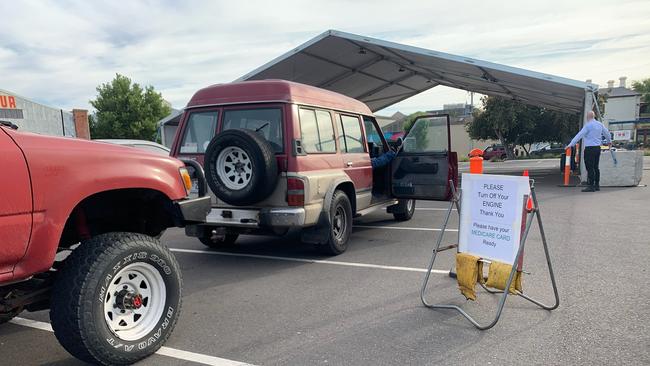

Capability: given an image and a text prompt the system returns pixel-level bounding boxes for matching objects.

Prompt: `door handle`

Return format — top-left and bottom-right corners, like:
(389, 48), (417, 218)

(346, 161), (353, 167)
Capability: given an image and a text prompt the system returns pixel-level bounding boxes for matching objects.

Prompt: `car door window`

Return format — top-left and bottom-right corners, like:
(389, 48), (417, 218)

(299, 108), (336, 153)
(316, 111), (336, 152)
(402, 116), (448, 153)
(180, 111), (218, 154)
(339, 114), (364, 153)
(391, 114), (453, 201)
(363, 117), (383, 145)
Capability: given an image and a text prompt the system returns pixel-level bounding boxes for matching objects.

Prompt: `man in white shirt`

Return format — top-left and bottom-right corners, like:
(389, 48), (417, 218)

(566, 111), (612, 192)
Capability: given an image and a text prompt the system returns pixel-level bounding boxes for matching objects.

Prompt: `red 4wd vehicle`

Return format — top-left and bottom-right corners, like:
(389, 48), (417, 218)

(173, 80), (458, 254)
(0, 121), (210, 365)
(481, 144), (507, 160)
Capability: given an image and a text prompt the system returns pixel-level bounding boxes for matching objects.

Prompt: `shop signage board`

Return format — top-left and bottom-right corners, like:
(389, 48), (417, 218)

(613, 130), (632, 141)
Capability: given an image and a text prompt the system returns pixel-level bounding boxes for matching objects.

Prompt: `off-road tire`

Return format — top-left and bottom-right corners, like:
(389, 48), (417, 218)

(392, 199), (416, 221)
(319, 190), (353, 255)
(204, 129), (278, 206)
(50, 232), (182, 365)
(198, 227), (239, 249)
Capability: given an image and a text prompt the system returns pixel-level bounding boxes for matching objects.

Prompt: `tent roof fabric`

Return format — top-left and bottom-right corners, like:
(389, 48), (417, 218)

(237, 30), (597, 113)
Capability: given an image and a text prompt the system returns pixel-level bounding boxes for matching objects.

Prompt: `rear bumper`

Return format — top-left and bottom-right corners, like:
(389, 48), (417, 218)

(202, 207), (306, 228)
(259, 207), (306, 227)
(175, 196), (211, 223)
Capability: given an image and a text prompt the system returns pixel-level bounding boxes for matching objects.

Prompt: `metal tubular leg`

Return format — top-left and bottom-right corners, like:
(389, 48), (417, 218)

(420, 186), (458, 304)
(420, 184), (559, 330)
(517, 187), (560, 310)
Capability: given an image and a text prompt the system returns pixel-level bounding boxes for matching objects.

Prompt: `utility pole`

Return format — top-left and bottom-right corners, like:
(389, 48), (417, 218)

(470, 92), (474, 113)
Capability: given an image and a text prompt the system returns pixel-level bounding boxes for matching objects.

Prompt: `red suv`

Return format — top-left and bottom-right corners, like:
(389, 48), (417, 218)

(1, 121), (210, 365)
(172, 80), (458, 254)
(481, 144), (507, 160)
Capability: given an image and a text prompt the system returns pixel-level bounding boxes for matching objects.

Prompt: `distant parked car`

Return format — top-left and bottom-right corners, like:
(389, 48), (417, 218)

(96, 139), (171, 155)
(530, 143), (564, 157)
(480, 144), (507, 160)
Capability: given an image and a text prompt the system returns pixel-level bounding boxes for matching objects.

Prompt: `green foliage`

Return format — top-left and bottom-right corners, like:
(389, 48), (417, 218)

(402, 111), (428, 133)
(632, 78), (650, 103)
(467, 96), (579, 158)
(90, 74), (171, 140)
(401, 112), (431, 151)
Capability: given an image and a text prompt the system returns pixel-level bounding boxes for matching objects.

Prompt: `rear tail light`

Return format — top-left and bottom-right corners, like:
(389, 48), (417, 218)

(287, 177), (305, 206)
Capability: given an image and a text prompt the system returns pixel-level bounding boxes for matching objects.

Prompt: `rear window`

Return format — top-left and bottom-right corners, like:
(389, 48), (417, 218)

(339, 115), (364, 153)
(180, 111), (218, 154)
(222, 108), (283, 153)
(299, 108), (336, 153)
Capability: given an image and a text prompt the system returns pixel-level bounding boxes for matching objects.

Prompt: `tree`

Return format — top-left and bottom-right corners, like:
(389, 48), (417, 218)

(467, 97), (535, 159)
(632, 78), (650, 103)
(401, 111), (430, 151)
(90, 74), (171, 140)
(467, 96), (579, 158)
(402, 111), (428, 133)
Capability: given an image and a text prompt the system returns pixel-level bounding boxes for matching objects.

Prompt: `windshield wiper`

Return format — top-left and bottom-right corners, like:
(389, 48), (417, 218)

(255, 122), (269, 132)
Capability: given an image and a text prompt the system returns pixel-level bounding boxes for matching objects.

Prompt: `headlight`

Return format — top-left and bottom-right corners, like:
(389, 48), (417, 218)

(179, 167), (192, 195)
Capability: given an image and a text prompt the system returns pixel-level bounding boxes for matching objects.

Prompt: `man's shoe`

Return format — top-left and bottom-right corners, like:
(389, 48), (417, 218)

(582, 186), (595, 192)
(595, 186), (600, 191)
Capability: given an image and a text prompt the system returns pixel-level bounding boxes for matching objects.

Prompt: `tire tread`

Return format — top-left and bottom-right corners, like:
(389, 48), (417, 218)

(50, 232), (182, 365)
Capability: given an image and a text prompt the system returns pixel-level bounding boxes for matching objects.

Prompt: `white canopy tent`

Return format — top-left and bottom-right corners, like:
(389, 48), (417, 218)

(237, 30), (598, 115)
(238, 30), (605, 182)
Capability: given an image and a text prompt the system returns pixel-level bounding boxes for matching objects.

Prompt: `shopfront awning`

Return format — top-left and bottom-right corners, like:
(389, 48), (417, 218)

(237, 30), (597, 113)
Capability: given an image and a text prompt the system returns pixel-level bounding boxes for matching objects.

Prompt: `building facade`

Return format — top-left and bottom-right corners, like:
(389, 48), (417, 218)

(0, 89), (88, 138)
(598, 77), (643, 146)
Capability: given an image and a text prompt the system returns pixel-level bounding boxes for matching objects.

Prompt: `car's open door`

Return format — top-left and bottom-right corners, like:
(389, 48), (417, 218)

(391, 114), (458, 201)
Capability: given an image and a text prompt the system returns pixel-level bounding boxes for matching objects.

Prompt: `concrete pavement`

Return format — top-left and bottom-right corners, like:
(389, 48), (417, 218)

(1, 160), (648, 365)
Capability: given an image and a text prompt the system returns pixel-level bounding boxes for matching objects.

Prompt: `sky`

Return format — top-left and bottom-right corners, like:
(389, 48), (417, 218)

(1, 0), (649, 116)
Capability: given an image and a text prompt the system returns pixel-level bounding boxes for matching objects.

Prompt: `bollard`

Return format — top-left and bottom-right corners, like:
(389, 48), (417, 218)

(469, 148), (484, 174)
(523, 170), (533, 211)
(563, 147), (572, 186)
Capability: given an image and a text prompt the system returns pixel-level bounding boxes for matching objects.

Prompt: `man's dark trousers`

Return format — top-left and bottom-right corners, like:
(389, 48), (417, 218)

(583, 146), (601, 188)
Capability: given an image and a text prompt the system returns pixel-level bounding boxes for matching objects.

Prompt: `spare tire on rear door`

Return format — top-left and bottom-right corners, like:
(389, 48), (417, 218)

(204, 128), (278, 206)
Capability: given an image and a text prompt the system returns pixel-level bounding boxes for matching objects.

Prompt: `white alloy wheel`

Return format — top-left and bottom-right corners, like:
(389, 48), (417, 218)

(406, 199), (414, 212)
(216, 146), (253, 190)
(103, 262), (166, 342)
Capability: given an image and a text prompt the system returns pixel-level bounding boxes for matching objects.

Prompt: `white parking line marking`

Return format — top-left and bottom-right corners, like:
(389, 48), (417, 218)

(415, 207), (457, 211)
(169, 248), (450, 274)
(354, 225), (458, 232)
(10, 317), (53, 331)
(10, 317), (253, 366)
(156, 347), (252, 366)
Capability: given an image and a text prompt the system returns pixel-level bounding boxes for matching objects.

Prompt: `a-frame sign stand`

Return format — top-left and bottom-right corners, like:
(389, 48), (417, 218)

(420, 179), (560, 330)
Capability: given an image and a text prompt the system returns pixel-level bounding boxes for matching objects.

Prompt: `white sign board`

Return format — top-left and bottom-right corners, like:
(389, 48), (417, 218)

(613, 130), (632, 141)
(458, 173), (530, 264)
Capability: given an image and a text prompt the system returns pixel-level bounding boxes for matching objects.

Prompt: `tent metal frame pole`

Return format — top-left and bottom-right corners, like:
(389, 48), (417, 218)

(420, 179), (559, 330)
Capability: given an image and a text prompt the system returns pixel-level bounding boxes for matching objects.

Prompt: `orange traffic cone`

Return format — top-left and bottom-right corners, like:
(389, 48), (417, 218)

(523, 170), (534, 211)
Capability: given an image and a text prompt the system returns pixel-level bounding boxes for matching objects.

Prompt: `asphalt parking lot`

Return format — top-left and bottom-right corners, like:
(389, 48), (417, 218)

(2, 158), (649, 365)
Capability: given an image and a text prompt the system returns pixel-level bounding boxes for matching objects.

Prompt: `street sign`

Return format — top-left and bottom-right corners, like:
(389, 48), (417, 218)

(458, 173), (530, 264)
